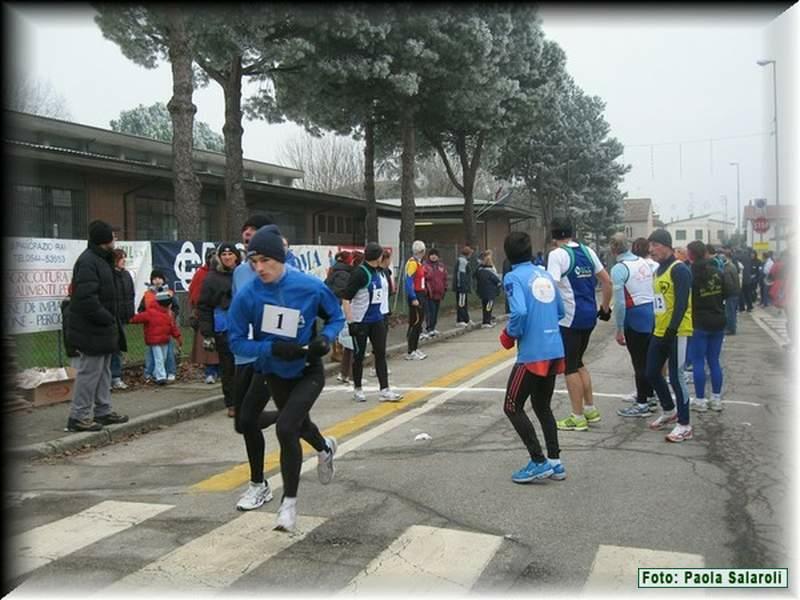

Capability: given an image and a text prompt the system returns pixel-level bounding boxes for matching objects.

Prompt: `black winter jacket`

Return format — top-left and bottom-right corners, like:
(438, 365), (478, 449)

(325, 261), (352, 299)
(475, 265), (502, 301)
(67, 243), (126, 355)
(198, 268), (234, 338)
(690, 258), (728, 332)
(114, 268), (136, 323)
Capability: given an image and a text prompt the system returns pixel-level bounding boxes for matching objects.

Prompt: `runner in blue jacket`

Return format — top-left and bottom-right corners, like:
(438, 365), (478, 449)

(228, 226), (344, 532)
(499, 231), (568, 484)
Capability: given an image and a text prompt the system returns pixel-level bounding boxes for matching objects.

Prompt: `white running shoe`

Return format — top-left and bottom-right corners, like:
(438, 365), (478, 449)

(420, 332), (430, 341)
(690, 398), (708, 412)
(167, 374), (176, 383)
(432, 329), (441, 336)
(204, 375), (216, 384)
(709, 395), (723, 412)
(481, 323), (494, 329)
(336, 373), (351, 385)
(111, 379), (129, 390)
(275, 498), (297, 532)
(379, 388), (403, 402)
(455, 322), (469, 328)
(621, 391), (638, 403)
(413, 350), (427, 360)
(353, 388), (366, 402)
(317, 437), (337, 485)
(665, 424), (694, 443)
(236, 481), (273, 511)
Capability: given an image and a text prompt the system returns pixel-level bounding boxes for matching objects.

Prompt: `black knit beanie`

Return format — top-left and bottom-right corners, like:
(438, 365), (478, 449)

(246, 227), (286, 263)
(648, 229), (673, 248)
(364, 242), (383, 262)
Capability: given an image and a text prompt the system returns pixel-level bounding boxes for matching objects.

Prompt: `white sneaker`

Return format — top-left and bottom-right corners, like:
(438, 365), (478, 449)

(690, 398), (708, 412)
(455, 322), (469, 328)
(236, 481), (273, 511)
(353, 388), (366, 402)
(111, 379), (129, 390)
(420, 332), (430, 341)
(621, 391), (638, 403)
(413, 350), (427, 360)
(167, 374), (176, 382)
(379, 388), (403, 402)
(204, 375), (216, 384)
(275, 498), (297, 532)
(709, 395), (723, 412)
(336, 373), (351, 385)
(432, 329), (441, 336)
(317, 437), (337, 485)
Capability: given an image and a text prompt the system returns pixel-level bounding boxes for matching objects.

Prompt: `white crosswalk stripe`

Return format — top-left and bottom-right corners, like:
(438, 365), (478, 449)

(343, 525), (504, 594)
(8, 500), (173, 581)
(101, 511), (327, 594)
(584, 544), (705, 592)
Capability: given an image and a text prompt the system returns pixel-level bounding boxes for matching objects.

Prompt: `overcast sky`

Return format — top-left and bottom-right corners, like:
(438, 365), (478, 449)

(6, 3), (789, 223)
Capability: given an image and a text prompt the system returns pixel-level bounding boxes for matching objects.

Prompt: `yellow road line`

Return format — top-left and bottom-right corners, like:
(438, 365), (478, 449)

(191, 347), (514, 492)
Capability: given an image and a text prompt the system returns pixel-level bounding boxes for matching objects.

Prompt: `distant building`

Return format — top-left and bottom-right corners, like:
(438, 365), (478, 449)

(622, 197), (655, 239)
(664, 213), (735, 248)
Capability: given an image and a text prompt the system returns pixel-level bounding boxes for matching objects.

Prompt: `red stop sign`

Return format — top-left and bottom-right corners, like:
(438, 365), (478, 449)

(753, 216), (770, 233)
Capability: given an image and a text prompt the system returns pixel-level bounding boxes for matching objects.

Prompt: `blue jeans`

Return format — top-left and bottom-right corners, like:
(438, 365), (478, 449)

(646, 335), (691, 426)
(204, 364), (219, 377)
(145, 339), (176, 379)
(425, 297), (441, 332)
(150, 344), (169, 381)
(690, 328), (724, 398)
(725, 296), (739, 334)
(110, 352), (123, 380)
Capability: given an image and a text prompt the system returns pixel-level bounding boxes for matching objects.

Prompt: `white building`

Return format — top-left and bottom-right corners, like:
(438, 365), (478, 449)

(665, 213), (736, 248)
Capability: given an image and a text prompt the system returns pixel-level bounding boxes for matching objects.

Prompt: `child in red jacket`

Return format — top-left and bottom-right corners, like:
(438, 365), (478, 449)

(129, 290), (183, 385)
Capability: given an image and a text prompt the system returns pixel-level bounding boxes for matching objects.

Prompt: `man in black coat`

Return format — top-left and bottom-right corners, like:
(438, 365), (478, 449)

(65, 220), (129, 432)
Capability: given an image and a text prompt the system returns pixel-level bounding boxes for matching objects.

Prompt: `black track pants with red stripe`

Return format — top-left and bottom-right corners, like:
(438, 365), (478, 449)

(503, 363), (560, 462)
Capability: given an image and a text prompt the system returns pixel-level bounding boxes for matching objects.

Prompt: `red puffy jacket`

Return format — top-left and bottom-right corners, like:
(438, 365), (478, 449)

(129, 303), (182, 346)
(189, 265), (210, 308)
(424, 260), (448, 301)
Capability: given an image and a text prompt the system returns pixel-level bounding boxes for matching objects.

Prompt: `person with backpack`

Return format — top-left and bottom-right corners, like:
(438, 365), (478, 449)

(423, 248), (448, 337)
(687, 241), (728, 413)
(341, 242), (402, 403)
(546, 217), (613, 433)
(198, 242), (242, 417)
(475, 250), (502, 328)
(325, 250), (355, 384)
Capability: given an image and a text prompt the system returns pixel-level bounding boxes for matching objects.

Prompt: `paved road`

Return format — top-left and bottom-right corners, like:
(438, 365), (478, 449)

(6, 312), (791, 596)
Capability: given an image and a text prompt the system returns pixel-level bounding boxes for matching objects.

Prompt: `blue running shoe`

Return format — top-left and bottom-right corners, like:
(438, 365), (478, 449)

(549, 461), (566, 480)
(511, 460), (554, 484)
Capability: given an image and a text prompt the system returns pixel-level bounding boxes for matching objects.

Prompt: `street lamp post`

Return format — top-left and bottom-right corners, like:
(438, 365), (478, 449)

(757, 59), (779, 252)
(729, 161), (741, 237)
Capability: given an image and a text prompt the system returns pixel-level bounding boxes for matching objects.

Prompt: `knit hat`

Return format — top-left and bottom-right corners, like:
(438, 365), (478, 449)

(241, 214), (274, 232)
(88, 220), (114, 245)
(246, 226), (286, 263)
(217, 242), (240, 258)
(550, 216), (573, 240)
(364, 242), (383, 262)
(648, 229), (672, 248)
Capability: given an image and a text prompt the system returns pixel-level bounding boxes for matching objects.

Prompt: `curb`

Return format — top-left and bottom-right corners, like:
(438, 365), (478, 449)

(11, 315), (508, 460)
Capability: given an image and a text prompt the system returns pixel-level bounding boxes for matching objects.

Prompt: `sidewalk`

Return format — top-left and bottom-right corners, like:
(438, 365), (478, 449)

(9, 308), (505, 459)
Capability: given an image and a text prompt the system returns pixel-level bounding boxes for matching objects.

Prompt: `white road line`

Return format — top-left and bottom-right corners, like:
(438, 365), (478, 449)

(9, 501), (173, 580)
(268, 357), (517, 496)
(101, 512), (326, 593)
(750, 310), (788, 348)
(343, 525), (503, 594)
(584, 544), (705, 592)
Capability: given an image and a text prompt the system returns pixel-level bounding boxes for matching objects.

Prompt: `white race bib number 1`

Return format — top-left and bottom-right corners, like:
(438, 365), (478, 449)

(261, 304), (301, 338)
(653, 294), (666, 314)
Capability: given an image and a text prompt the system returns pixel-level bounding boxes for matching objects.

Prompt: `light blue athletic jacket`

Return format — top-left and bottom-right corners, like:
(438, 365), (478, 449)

(504, 262), (565, 363)
(228, 267), (345, 378)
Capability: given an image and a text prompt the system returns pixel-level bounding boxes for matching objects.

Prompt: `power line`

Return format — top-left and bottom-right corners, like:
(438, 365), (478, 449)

(623, 131), (771, 148)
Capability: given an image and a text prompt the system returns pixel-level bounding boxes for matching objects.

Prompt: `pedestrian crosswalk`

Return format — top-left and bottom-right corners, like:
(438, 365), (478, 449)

(9, 499), (709, 595)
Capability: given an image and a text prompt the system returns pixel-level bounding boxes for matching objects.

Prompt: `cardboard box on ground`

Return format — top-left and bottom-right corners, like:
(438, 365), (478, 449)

(16, 367), (77, 407)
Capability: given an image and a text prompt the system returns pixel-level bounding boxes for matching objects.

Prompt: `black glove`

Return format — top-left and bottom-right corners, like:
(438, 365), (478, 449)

(271, 340), (307, 361)
(307, 336), (331, 357)
(597, 307), (612, 321)
(662, 327), (678, 344)
(202, 337), (216, 352)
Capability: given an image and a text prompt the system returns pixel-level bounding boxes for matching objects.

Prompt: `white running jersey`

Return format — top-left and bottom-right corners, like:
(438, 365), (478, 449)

(547, 242), (603, 328)
(621, 257), (654, 306)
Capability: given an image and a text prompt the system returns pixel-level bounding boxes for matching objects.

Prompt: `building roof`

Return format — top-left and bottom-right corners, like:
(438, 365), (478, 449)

(4, 109), (304, 181)
(667, 213), (734, 226)
(377, 196), (537, 218)
(623, 197), (652, 222)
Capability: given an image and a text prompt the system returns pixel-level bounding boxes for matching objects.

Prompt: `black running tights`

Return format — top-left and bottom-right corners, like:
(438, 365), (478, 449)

(503, 363), (559, 462)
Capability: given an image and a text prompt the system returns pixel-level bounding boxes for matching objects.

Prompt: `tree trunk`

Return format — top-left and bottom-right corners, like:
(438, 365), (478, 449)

(463, 169), (477, 248)
(363, 117), (378, 244)
(222, 55), (247, 241)
(399, 106), (416, 252)
(166, 9), (201, 240)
